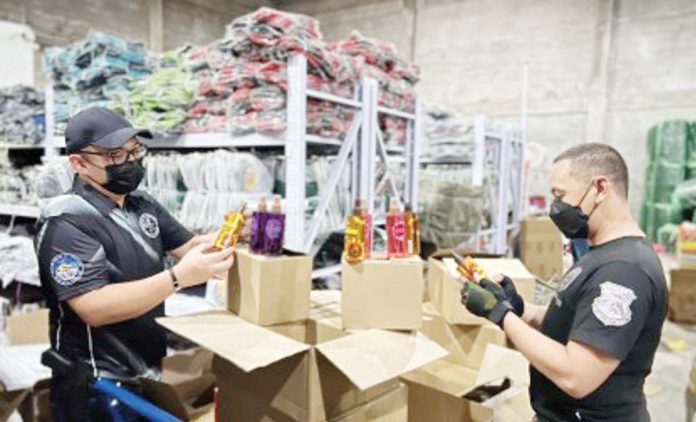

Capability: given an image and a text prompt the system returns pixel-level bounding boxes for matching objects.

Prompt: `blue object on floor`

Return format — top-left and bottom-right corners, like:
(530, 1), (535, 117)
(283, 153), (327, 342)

(92, 379), (183, 422)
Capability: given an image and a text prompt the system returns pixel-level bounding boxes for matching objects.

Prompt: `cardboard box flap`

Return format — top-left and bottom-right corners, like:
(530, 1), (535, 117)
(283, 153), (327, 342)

(315, 329), (448, 391)
(476, 344), (530, 387)
(157, 311), (310, 372)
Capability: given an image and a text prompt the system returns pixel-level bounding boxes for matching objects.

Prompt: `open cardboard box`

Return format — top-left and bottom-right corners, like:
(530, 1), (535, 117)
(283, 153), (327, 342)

(401, 303), (532, 422)
(229, 247), (312, 326)
(519, 217), (564, 281)
(427, 253), (535, 325)
(341, 256), (424, 330)
(0, 309), (51, 422)
(157, 311), (447, 421)
(141, 348), (216, 421)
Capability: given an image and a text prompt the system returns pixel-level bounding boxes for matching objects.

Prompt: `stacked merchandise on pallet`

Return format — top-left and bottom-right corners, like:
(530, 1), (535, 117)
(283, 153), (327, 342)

(125, 48), (196, 133)
(328, 31), (420, 146)
(0, 86), (45, 145)
(640, 120), (696, 246)
(44, 31), (153, 135)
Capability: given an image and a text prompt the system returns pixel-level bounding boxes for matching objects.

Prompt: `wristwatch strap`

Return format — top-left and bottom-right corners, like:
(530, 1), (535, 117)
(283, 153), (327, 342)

(168, 267), (181, 292)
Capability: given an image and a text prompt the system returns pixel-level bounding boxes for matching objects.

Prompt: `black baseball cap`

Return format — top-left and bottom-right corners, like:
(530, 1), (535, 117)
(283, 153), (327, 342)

(65, 107), (152, 154)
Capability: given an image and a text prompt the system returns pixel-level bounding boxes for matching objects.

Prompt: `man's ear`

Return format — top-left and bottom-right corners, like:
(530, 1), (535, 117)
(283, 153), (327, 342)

(595, 177), (610, 203)
(68, 154), (88, 175)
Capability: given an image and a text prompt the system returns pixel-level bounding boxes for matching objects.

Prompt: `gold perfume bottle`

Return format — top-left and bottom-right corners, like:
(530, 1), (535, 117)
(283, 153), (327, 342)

(404, 203), (420, 256)
(451, 251), (488, 283)
(214, 204), (247, 249)
(345, 201), (367, 264)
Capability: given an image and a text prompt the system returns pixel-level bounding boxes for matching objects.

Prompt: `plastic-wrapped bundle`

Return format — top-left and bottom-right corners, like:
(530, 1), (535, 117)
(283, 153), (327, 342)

(418, 175), (484, 249)
(643, 202), (680, 241)
(647, 120), (690, 164)
(142, 154), (185, 216)
(644, 160), (686, 203)
(31, 157), (74, 200)
(126, 48), (196, 133)
(43, 31), (153, 134)
(0, 233), (40, 288)
(0, 86), (45, 145)
(421, 105), (476, 162)
(657, 223), (679, 253)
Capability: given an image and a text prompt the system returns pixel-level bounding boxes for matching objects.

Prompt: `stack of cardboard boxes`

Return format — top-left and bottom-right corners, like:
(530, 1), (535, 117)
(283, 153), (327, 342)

(157, 248), (450, 421)
(519, 217), (564, 282)
(669, 223), (696, 323)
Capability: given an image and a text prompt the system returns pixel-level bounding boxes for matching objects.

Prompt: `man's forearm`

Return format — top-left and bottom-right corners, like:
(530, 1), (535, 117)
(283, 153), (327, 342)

(522, 302), (548, 328)
(503, 313), (575, 391)
(68, 270), (174, 327)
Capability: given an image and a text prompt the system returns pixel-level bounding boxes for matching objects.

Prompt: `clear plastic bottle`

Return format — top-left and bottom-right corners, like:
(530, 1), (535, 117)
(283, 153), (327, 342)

(262, 195), (285, 255)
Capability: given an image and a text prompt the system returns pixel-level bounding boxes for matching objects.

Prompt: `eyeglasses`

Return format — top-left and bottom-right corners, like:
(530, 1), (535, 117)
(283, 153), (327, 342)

(80, 144), (148, 165)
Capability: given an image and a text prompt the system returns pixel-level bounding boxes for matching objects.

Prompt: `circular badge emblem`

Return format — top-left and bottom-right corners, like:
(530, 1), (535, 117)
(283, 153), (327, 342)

(139, 213), (160, 239)
(50, 253), (84, 286)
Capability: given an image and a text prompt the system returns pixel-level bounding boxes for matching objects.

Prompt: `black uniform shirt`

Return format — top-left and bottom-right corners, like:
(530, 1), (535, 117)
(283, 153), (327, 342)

(36, 177), (193, 377)
(530, 236), (667, 422)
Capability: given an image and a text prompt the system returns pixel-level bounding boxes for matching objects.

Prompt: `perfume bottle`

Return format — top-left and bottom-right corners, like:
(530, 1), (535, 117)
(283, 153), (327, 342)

(386, 198), (407, 258)
(262, 195), (285, 255)
(250, 197), (269, 254)
(451, 251), (488, 283)
(404, 203), (420, 256)
(214, 204), (247, 249)
(345, 201), (366, 264)
(359, 200), (373, 258)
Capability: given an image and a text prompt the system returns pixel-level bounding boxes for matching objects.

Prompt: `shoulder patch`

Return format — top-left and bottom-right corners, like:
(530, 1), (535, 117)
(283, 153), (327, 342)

(50, 253), (84, 286)
(591, 281), (637, 327)
(139, 213), (160, 239)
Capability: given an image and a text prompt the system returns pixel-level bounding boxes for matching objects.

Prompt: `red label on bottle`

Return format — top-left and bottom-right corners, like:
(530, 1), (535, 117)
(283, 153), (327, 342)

(393, 221), (406, 239)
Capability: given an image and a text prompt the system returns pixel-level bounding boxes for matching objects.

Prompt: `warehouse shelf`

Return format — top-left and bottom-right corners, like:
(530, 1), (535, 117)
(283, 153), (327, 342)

(377, 106), (415, 120)
(419, 158), (472, 165)
(0, 203), (41, 218)
(306, 89), (361, 108)
(0, 143), (44, 150)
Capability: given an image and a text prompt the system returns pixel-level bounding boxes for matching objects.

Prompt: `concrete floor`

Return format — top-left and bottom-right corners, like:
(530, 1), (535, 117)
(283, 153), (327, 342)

(647, 319), (696, 422)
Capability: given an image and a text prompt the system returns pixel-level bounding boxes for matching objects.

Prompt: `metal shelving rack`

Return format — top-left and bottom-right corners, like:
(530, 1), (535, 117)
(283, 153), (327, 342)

(40, 55), (421, 260)
(420, 115), (525, 256)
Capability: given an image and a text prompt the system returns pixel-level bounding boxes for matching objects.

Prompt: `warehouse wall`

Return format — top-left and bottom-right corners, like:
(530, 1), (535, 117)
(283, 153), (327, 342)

(282, 0), (696, 216)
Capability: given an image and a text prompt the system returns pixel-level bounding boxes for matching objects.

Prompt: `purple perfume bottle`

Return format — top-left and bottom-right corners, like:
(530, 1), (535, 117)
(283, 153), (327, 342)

(249, 197), (269, 254)
(262, 195), (285, 256)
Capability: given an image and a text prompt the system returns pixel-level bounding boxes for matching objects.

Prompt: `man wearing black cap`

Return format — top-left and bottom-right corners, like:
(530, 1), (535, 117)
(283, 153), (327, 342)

(36, 107), (235, 421)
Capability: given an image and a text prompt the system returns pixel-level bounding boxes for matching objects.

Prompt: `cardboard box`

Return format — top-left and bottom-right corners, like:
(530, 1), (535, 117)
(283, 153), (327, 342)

(157, 311), (447, 422)
(402, 344), (533, 422)
(141, 348), (216, 421)
(229, 248), (312, 326)
(0, 309), (51, 422)
(428, 257), (535, 325)
(331, 383), (408, 422)
(668, 268), (696, 323)
(520, 217), (564, 281)
(342, 257), (424, 330)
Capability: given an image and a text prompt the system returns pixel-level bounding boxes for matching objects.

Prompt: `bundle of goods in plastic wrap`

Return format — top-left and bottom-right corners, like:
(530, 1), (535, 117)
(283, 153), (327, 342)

(126, 48), (196, 133)
(0, 233), (39, 288)
(328, 30), (420, 146)
(44, 31), (153, 134)
(183, 7), (362, 139)
(640, 120), (696, 241)
(418, 174), (483, 249)
(31, 156), (74, 200)
(421, 105), (474, 162)
(177, 150), (273, 233)
(142, 153), (185, 216)
(0, 86), (45, 145)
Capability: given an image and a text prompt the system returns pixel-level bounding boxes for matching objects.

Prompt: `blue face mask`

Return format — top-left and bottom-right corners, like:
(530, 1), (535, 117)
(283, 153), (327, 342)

(549, 182), (596, 240)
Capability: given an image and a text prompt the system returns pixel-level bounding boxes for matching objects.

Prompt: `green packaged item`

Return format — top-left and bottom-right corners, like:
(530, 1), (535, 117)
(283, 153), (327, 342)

(647, 120), (690, 164)
(644, 160), (686, 203)
(657, 223), (679, 253)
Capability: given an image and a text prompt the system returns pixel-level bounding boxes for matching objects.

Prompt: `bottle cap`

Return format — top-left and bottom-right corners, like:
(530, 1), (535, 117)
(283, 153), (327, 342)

(258, 197), (268, 212)
(271, 195), (282, 213)
(404, 203), (413, 212)
(388, 197), (401, 214)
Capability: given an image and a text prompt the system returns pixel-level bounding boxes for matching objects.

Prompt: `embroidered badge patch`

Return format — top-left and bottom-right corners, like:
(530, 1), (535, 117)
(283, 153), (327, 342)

(50, 253), (84, 286)
(592, 281), (637, 327)
(139, 213), (160, 239)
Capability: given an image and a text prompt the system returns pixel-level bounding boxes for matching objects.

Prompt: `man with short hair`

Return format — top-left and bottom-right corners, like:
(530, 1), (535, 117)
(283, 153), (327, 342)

(462, 143), (667, 421)
(37, 107), (235, 421)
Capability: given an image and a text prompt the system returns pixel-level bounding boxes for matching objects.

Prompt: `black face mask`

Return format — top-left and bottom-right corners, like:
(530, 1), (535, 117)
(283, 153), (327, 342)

(101, 159), (145, 195)
(549, 182), (597, 239)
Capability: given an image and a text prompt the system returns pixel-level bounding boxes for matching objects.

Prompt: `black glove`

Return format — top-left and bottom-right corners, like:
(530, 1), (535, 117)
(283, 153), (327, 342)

(461, 280), (514, 327)
(491, 275), (525, 317)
